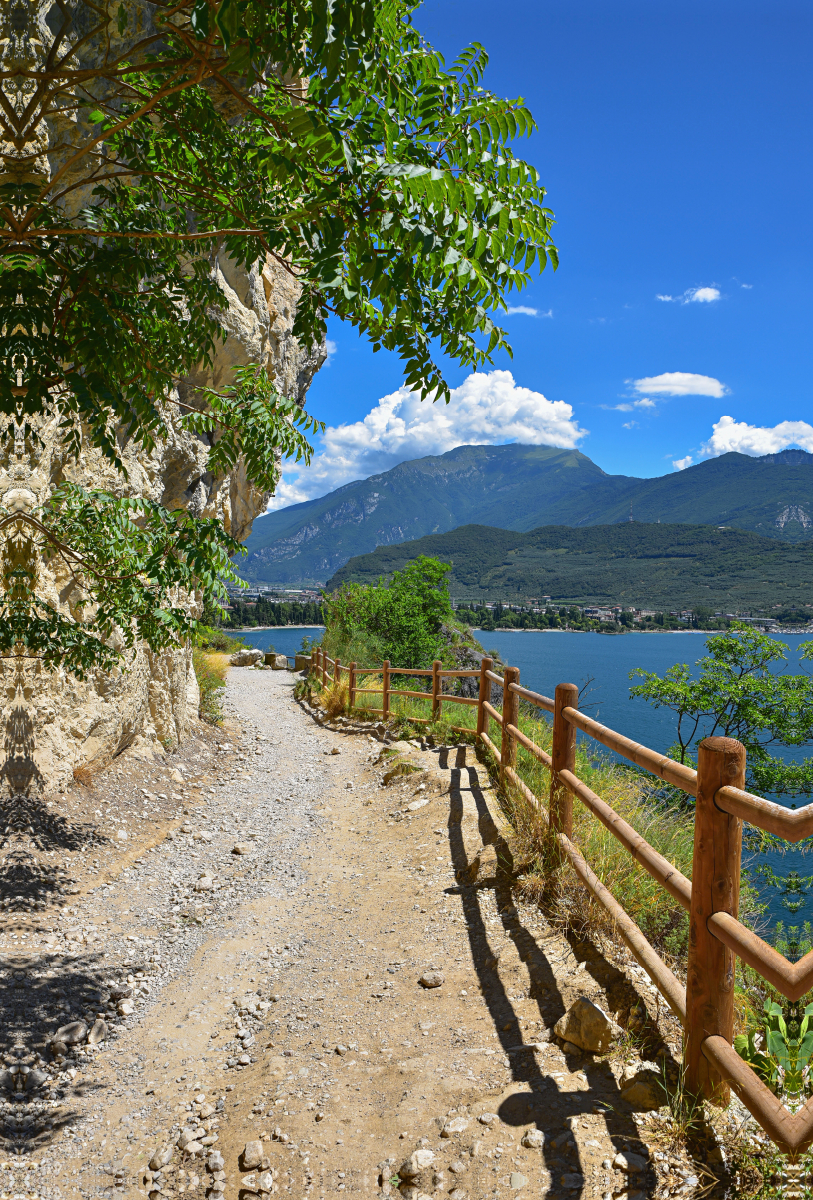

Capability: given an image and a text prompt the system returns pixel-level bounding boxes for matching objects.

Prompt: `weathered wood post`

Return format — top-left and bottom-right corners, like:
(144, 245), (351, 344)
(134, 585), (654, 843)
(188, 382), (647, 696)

(348, 661), (357, 709)
(477, 656), (493, 739)
(432, 660), (442, 722)
(322, 648), (329, 688)
(334, 657), (341, 690)
(310, 647), (316, 676)
(550, 682), (579, 841)
(383, 660), (390, 719)
(685, 736), (745, 1103)
(500, 666), (520, 788)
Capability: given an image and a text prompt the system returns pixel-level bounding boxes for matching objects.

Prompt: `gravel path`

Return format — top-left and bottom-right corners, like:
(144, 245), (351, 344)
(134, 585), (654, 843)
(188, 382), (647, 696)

(0, 668), (746, 1200)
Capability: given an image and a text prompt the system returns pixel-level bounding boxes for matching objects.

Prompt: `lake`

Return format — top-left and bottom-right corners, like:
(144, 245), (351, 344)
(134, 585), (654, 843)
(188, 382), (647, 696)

(238, 624), (812, 929)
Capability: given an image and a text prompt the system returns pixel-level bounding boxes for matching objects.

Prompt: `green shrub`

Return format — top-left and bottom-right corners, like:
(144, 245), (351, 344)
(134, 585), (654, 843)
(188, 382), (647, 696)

(195, 625), (247, 653)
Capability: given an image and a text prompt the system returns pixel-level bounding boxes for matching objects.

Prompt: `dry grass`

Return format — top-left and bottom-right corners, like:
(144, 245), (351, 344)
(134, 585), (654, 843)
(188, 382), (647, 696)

(193, 646), (229, 724)
(72, 765), (95, 788)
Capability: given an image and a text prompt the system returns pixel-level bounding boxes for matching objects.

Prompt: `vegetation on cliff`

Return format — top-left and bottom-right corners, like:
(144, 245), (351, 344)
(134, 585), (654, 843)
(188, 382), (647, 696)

(2, 0), (557, 675)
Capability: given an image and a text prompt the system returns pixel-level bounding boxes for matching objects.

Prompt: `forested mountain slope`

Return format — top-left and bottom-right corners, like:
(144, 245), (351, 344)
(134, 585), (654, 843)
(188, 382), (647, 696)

(239, 445), (813, 585)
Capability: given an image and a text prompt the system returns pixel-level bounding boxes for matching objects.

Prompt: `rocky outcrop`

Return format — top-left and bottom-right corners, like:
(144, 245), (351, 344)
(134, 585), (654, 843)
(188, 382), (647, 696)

(1, 254), (324, 796)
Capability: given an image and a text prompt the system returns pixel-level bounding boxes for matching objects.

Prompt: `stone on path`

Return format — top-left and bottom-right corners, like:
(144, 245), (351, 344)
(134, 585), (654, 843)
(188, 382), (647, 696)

(441, 1117), (469, 1137)
(418, 970), (443, 989)
(521, 1130), (545, 1148)
(149, 1147), (173, 1171)
(620, 1061), (664, 1110)
(55, 1021), (87, 1045)
(399, 1148), (435, 1178)
(241, 1140), (265, 1170)
(88, 1018), (108, 1045)
(554, 996), (616, 1052)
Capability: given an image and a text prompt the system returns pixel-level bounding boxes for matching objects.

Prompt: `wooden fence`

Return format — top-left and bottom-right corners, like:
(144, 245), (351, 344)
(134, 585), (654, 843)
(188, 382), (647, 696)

(309, 645), (813, 1157)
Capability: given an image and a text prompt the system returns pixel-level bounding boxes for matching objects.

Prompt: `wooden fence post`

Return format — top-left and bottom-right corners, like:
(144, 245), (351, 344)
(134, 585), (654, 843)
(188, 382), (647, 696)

(322, 648), (328, 688)
(477, 656), (493, 738)
(500, 666), (520, 788)
(550, 682), (579, 841)
(685, 736), (745, 1103)
(349, 662), (356, 709)
(383, 660), (390, 719)
(432, 660), (442, 722)
(334, 657), (341, 689)
(310, 647), (316, 676)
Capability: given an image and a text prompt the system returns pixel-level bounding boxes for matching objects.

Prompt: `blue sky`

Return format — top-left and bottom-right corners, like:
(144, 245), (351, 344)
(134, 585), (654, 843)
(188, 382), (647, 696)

(274, 0), (813, 509)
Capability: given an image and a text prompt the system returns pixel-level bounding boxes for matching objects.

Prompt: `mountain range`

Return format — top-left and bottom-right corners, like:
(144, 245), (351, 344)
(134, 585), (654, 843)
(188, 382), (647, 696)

(238, 444), (813, 586)
(325, 522), (813, 611)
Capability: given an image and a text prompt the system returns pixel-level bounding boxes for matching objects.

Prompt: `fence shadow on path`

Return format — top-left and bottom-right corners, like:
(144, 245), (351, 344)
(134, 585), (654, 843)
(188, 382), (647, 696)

(439, 750), (725, 1198)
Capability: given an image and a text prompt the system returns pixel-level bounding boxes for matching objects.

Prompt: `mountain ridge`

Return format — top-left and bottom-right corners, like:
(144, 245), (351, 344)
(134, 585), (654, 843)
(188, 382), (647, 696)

(238, 444), (813, 585)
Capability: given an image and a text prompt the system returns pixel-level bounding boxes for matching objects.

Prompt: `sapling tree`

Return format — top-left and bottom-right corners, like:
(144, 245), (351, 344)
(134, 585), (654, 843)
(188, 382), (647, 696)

(630, 625), (813, 798)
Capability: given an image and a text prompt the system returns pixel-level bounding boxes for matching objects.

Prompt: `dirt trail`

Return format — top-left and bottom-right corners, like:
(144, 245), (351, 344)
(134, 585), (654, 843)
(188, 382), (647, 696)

(0, 669), (751, 1200)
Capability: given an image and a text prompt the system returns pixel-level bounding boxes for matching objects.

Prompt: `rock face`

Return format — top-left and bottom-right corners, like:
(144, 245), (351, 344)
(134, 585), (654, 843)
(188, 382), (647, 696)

(2, 254), (322, 796)
(0, 5), (325, 795)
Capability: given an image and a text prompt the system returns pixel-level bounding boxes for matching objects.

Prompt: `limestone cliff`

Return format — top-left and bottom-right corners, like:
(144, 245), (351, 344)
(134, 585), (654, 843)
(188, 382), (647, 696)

(1, 255), (324, 796)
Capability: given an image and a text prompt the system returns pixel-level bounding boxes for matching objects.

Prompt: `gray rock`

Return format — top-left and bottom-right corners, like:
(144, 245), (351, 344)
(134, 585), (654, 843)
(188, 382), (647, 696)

(206, 1151), (225, 1172)
(194, 876), (214, 892)
(231, 648), (264, 667)
(241, 1140), (265, 1170)
(554, 997), (616, 1053)
(521, 1130), (545, 1149)
(613, 1151), (650, 1172)
(50, 1040), (67, 1058)
(441, 1117), (469, 1137)
(510, 1173), (528, 1189)
(477, 1112), (498, 1126)
(399, 1148), (435, 1178)
(117, 999), (135, 1016)
(149, 1147), (173, 1171)
(560, 1174), (585, 1189)
(109, 986), (132, 1001)
(418, 971), (443, 989)
(55, 1021), (88, 1046)
(257, 1171), (276, 1190)
(620, 1061), (664, 1110)
(25, 1069), (49, 1092)
(88, 1018), (108, 1045)
(232, 843), (252, 855)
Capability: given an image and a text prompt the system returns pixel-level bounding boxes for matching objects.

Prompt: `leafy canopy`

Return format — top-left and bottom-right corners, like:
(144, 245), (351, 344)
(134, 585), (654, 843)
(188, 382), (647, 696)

(323, 555), (454, 668)
(0, 0), (555, 673)
(630, 625), (813, 797)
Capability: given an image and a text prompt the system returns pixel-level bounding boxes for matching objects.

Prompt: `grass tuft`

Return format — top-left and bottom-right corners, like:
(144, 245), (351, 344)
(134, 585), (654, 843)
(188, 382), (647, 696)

(193, 646), (229, 725)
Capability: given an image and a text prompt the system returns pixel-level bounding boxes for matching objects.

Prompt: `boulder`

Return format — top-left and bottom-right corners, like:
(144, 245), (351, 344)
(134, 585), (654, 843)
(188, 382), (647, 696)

(231, 648), (264, 667)
(554, 997), (616, 1053)
(620, 1061), (664, 1110)
(264, 651), (289, 669)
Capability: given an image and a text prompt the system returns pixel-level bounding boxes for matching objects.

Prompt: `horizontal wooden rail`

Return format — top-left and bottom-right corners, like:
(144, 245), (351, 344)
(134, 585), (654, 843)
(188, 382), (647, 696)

(707, 912), (813, 1002)
(441, 669), (481, 678)
(702, 1036), (813, 1156)
(559, 768), (692, 912)
(508, 682), (555, 713)
(482, 701), (503, 725)
(354, 687), (383, 696)
(481, 732), (501, 763)
(439, 694), (479, 707)
(390, 688), (433, 700)
(504, 763), (539, 808)
(562, 706), (698, 796)
(506, 724), (553, 768)
(388, 667), (432, 675)
(557, 829), (687, 1023)
(715, 785), (813, 841)
(485, 669), (504, 685)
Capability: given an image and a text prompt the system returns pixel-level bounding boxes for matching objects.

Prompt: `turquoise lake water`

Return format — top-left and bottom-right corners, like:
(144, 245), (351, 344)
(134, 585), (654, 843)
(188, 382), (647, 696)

(239, 624), (813, 929)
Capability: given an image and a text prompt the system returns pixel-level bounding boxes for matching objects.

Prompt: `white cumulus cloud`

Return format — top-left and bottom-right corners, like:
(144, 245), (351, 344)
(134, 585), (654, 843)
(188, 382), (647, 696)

(631, 371), (728, 398)
(702, 415), (813, 457)
(672, 456), (694, 471)
(657, 286), (722, 304)
(505, 305), (552, 317)
(608, 397), (657, 412)
(267, 370), (587, 510)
